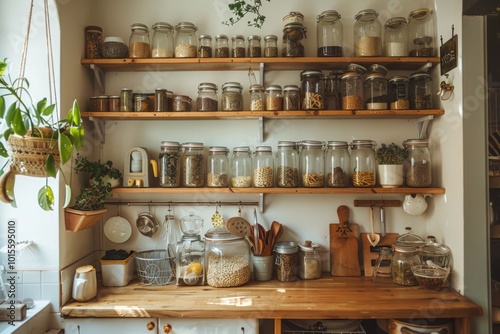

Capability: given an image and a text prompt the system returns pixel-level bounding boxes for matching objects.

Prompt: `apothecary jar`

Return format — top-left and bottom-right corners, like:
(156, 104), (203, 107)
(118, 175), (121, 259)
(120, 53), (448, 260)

(353, 9), (382, 56)
(350, 139), (377, 187)
(174, 21), (198, 58)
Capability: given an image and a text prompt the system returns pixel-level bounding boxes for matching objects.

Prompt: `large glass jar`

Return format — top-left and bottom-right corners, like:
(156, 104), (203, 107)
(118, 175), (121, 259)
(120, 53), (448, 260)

(275, 141), (300, 188)
(300, 70), (324, 110)
(325, 141), (350, 187)
(404, 138), (432, 187)
(176, 212), (205, 286)
(383, 17), (408, 57)
(221, 82), (243, 111)
(353, 9), (382, 56)
(300, 140), (325, 188)
(275, 241), (299, 282)
(388, 76), (410, 109)
(253, 146), (274, 188)
(266, 84), (283, 111)
(316, 10), (343, 57)
(207, 146), (229, 187)
(129, 23), (150, 58)
(264, 35), (278, 57)
(341, 64), (366, 110)
(232, 35), (246, 58)
(298, 241), (321, 280)
(283, 85), (300, 111)
(249, 84), (265, 111)
(391, 242), (421, 286)
(409, 72), (433, 109)
(174, 22), (198, 58)
(364, 64), (388, 110)
(247, 35), (261, 57)
(231, 146), (252, 188)
(85, 26), (103, 59)
(159, 141), (181, 187)
(196, 82), (218, 111)
(151, 22), (174, 58)
(350, 140), (376, 187)
(408, 8), (436, 57)
(282, 23), (307, 57)
(215, 34), (230, 58)
(181, 142), (204, 187)
(204, 227), (251, 287)
(325, 70), (343, 110)
(198, 34), (212, 58)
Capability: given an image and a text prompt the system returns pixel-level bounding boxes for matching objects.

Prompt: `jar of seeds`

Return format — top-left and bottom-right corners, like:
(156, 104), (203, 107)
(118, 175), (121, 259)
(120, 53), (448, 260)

(265, 84), (283, 111)
(300, 140), (325, 187)
(275, 241), (298, 282)
(215, 34), (230, 58)
(409, 72), (433, 109)
(231, 146), (252, 188)
(253, 146), (274, 187)
(282, 23), (307, 57)
(325, 141), (350, 187)
(207, 146), (229, 187)
(275, 141), (300, 188)
(283, 85), (300, 111)
(388, 76), (410, 109)
(129, 23), (150, 58)
(159, 141), (181, 187)
(175, 22), (198, 58)
(232, 35), (246, 58)
(300, 70), (324, 110)
(197, 82), (218, 111)
(350, 140), (377, 187)
(353, 9), (382, 56)
(264, 35), (278, 57)
(341, 63), (366, 110)
(151, 22), (174, 58)
(404, 138), (432, 187)
(249, 84), (265, 111)
(85, 26), (103, 59)
(247, 35), (262, 57)
(221, 82), (243, 111)
(198, 34), (212, 58)
(181, 142), (205, 187)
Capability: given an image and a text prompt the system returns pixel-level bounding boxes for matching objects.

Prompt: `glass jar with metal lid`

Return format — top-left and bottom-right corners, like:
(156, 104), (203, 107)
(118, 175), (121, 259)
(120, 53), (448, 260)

(298, 241), (321, 280)
(207, 146), (229, 187)
(249, 84), (265, 111)
(408, 8), (436, 57)
(383, 17), (408, 57)
(196, 82), (218, 111)
(215, 34), (229, 58)
(409, 72), (433, 109)
(364, 64), (388, 110)
(198, 34), (212, 58)
(231, 146), (252, 188)
(154, 88), (168, 111)
(283, 85), (300, 111)
(316, 10), (343, 57)
(265, 84), (283, 111)
(341, 63), (366, 110)
(159, 141), (181, 187)
(275, 141), (300, 188)
(129, 23), (150, 58)
(350, 140), (377, 187)
(221, 82), (243, 111)
(231, 35), (245, 58)
(264, 35), (278, 57)
(388, 76), (410, 109)
(181, 142), (204, 187)
(174, 22), (198, 58)
(353, 9), (382, 56)
(282, 23), (307, 57)
(173, 94), (192, 112)
(325, 141), (350, 187)
(176, 212), (205, 286)
(404, 138), (432, 187)
(247, 35), (261, 57)
(253, 146), (274, 188)
(275, 241), (299, 282)
(300, 140), (325, 187)
(151, 22), (174, 58)
(300, 70), (324, 110)
(204, 226), (251, 287)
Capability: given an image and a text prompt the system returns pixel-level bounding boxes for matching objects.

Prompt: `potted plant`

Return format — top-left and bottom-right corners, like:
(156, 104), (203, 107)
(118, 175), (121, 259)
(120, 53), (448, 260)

(376, 142), (407, 188)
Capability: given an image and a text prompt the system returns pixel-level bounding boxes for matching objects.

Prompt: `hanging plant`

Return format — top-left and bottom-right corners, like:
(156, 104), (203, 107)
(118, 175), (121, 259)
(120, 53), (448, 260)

(222, 0), (271, 28)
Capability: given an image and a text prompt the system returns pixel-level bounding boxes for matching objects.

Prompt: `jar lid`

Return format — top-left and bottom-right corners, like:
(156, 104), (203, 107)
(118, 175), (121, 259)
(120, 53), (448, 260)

(231, 34), (245, 41)
(180, 212), (204, 235)
(109, 95), (119, 99)
(248, 35), (261, 41)
(299, 240), (320, 252)
(160, 141), (180, 148)
(96, 95), (109, 99)
(365, 72), (386, 80)
(233, 146), (251, 153)
(419, 236), (451, 257)
(283, 23), (307, 33)
(408, 8), (433, 21)
(404, 138), (429, 146)
(198, 82), (218, 91)
(368, 64), (388, 75)
(182, 142), (204, 149)
(277, 140), (298, 148)
(341, 71), (362, 79)
(255, 145), (272, 152)
(395, 227), (426, 248)
(345, 63), (367, 74)
(317, 10), (341, 22)
(131, 23), (148, 31)
(384, 17), (408, 29)
(350, 139), (376, 148)
(199, 34), (212, 40)
(222, 82), (243, 90)
(85, 25), (102, 32)
(300, 70), (323, 78)
(181, 234), (201, 242)
(216, 34), (229, 40)
(152, 22), (173, 30)
(121, 88), (133, 91)
(283, 84), (299, 91)
(249, 84), (265, 92)
(410, 71), (431, 79)
(266, 84), (282, 92)
(301, 140), (324, 148)
(103, 36), (125, 44)
(389, 75), (409, 83)
(205, 226), (243, 241)
(174, 94), (192, 101)
(264, 34), (278, 41)
(175, 21), (197, 31)
(282, 11), (304, 24)
(354, 9), (379, 21)
(155, 88), (167, 92)
(208, 146), (229, 153)
(327, 140), (348, 148)
(275, 241), (298, 254)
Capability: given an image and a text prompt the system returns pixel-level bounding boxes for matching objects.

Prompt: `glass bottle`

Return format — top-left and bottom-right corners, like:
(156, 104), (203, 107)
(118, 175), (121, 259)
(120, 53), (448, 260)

(174, 22), (198, 58)
(325, 141), (350, 187)
(388, 76), (410, 109)
(365, 64), (388, 110)
(283, 85), (300, 111)
(159, 141), (181, 187)
(196, 82), (218, 111)
(275, 141), (300, 188)
(350, 139), (376, 187)
(300, 70), (324, 110)
(253, 146), (274, 188)
(207, 146), (229, 187)
(316, 10), (343, 57)
(383, 17), (408, 57)
(341, 63), (366, 110)
(300, 140), (325, 187)
(85, 26), (103, 59)
(353, 9), (382, 56)
(230, 146), (252, 188)
(410, 72), (433, 109)
(151, 22), (174, 58)
(221, 82), (243, 111)
(264, 35), (278, 57)
(275, 241), (298, 282)
(215, 34), (230, 58)
(198, 34), (212, 58)
(282, 23), (307, 57)
(265, 84), (283, 111)
(181, 142), (204, 187)
(249, 84), (265, 111)
(247, 35), (261, 57)
(232, 35), (246, 58)
(298, 241), (321, 280)
(408, 8), (436, 57)
(129, 23), (150, 58)
(404, 138), (432, 187)
(176, 212), (205, 286)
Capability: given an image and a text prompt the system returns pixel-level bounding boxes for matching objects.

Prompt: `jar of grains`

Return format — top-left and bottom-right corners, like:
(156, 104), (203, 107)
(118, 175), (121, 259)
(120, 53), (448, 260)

(353, 9), (382, 56)
(403, 138), (432, 187)
(247, 35), (261, 57)
(383, 17), (408, 57)
(181, 142), (205, 187)
(408, 8), (436, 57)
(173, 94), (192, 112)
(151, 22), (174, 58)
(298, 241), (322, 280)
(275, 241), (299, 282)
(341, 63), (366, 110)
(230, 146), (252, 188)
(275, 141), (300, 188)
(264, 35), (278, 57)
(300, 140), (325, 187)
(154, 88), (168, 112)
(391, 242), (420, 286)
(207, 146), (229, 187)
(364, 64), (388, 110)
(265, 84), (283, 111)
(282, 23), (307, 57)
(85, 26), (103, 59)
(196, 82), (218, 111)
(232, 35), (246, 57)
(159, 141), (181, 187)
(249, 84), (265, 111)
(253, 146), (274, 187)
(388, 76), (410, 109)
(300, 70), (324, 110)
(120, 88), (133, 112)
(174, 22), (198, 58)
(215, 34), (230, 58)
(325, 141), (350, 187)
(316, 10), (343, 57)
(350, 139), (377, 187)
(283, 85), (301, 111)
(129, 23), (150, 58)
(198, 34), (212, 58)
(409, 72), (433, 109)
(221, 82), (243, 111)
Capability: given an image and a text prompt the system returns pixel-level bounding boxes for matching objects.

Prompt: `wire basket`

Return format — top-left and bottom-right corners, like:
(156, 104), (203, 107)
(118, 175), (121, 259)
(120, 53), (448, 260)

(8, 135), (60, 177)
(134, 250), (174, 286)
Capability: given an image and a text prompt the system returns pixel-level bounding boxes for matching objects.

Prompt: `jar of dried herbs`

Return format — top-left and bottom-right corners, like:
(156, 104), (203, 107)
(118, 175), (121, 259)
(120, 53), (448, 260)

(404, 138), (432, 187)
(159, 141), (181, 187)
(275, 241), (298, 282)
(181, 142), (205, 187)
(275, 141), (299, 188)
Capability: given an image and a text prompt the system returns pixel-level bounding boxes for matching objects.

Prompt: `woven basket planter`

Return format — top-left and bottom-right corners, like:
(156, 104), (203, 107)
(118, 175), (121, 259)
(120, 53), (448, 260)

(8, 135), (60, 177)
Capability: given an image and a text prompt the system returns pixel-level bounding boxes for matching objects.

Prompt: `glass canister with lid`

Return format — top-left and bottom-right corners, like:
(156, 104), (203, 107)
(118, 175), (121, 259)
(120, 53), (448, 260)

(325, 70), (343, 110)
(341, 63), (366, 110)
(415, 236), (452, 288)
(232, 35), (246, 57)
(265, 84), (283, 111)
(231, 146), (252, 188)
(247, 35), (262, 57)
(298, 241), (322, 280)
(196, 82), (218, 111)
(282, 23), (307, 57)
(159, 141), (181, 187)
(353, 9), (382, 56)
(207, 146), (229, 187)
(283, 85), (301, 111)
(408, 8), (436, 57)
(300, 140), (325, 187)
(325, 141), (350, 187)
(350, 139), (377, 187)
(275, 141), (300, 188)
(198, 34), (212, 58)
(174, 22), (198, 58)
(275, 241), (299, 282)
(221, 82), (243, 111)
(364, 64), (388, 110)
(300, 70), (324, 110)
(391, 227), (425, 286)
(264, 35), (278, 57)
(404, 138), (432, 187)
(249, 84), (265, 111)
(181, 142), (204, 187)
(176, 212), (205, 286)
(215, 34), (230, 58)
(316, 10), (343, 57)
(383, 17), (408, 57)
(151, 22), (174, 58)
(409, 72), (433, 109)
(253, 146), (274, 188)
(129, 23), (150, 58)
(388, 76), (410, 109)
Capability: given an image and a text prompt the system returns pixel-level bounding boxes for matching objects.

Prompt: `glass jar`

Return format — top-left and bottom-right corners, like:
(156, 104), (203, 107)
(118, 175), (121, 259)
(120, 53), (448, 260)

(174, 22), (198, 58)
(109, 95), (120, 111)
(282, 23), (307, 57)
(391, 242), (421, 286)
(204, 226), (251, 287)
(275, 141), (300, 188)
(176, 234), (205, 286)
(408, 8), (436, 57)
(350, 140), (376, 187)
(85, 26), (103, 59)
(198, 34), (212, 58)
(247, 35), (261, 57)
(102, 36), (129, 59)
(353, 9), (382, 56)
(196, 82), (218, 111)
(300, 140), (325, 187)
(232, 35), (246, 58)
(372, 247), (393, 280)
(221, 82), (243, 111)
(249, 84), (265, 111)
(159, 141), (181, 187)
(181, 142), (204, 187)
(264, 35), (278, 57)
(364, 64), (388, 110)
(325, 70), (343, 110)
(383, 17), (408, 57)
(120, 88), (133, 112)
(300, 70), (324, 110)
(253, 146), (274, 188)
(134, 94), (150, 112)
(166, 90), (174, 111)
(419, 236), (452, 271)
(298, 241), (321, 280)
(341, 64), (366, 110)
(215, 34), (230, 58)
(325, 141), (350, 187)
(316, 10), (343, 57)
(388, 76), (410, 110)
(410, 72), (433, 109)
(173, 94), (192, 112)
(95, 96), (109, 112)
(275, 241), (299, 282)
(265, 85), (283, 111)
(207, 146), (229, 187)
(231, 146), (252, 188)
(129, 23), (150, 58)
(283, 85), (300, 111)
(151, 22), (174, 58)
(404, 138), (432, 187)
(154, 88), (168, 111)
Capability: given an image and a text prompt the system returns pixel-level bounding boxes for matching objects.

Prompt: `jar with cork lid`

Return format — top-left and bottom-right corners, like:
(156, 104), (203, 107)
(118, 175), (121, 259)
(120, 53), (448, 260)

(298, 241), (321, 280)
(129, 23), (150, 58)
(353, 9), (382, 56)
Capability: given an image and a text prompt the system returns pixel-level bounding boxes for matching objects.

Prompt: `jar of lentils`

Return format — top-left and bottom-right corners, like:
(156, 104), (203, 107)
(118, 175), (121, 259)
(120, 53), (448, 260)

(300, 70), (324, 110)
(264, 35), (278, 57)
(215, 34), (230, 58)
(174, 22), (198, 58)
(275, 141), (300, 188)
(159, 141), (181, 187)
(253, 146), (274, 188)
(198, 34), (212, 58)
(129, 23), (150, 58)
(283, 85), (300, 111)
(196, 82), (218, 111)
(249, 84), (265, 111)
(232, 35), (246, 57)
(325, 141), (350, 187)
(181, 142), (204, 187)
(247, 35), (261, 57)
(151, 22), (174, 58)
(207, 146), (229, 187)
(231, 146), (252, 188)
(404, 138), (432, 187)
(265, 85), (283, 111)
(221, 82), (243, 111)
(300, 140), (325, 187)
(275, 241), (299, 282)
(350, 140), (377, 187)
(341, 63), (366, 110)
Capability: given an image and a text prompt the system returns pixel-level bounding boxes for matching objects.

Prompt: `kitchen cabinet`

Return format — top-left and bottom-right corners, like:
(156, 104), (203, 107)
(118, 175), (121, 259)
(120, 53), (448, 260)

(64, 318), (158, 334)
(158, 318), (259, 334)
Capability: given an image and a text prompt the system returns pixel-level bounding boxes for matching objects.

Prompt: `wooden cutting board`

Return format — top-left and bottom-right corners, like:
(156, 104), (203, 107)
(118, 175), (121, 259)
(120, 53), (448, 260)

(361, 233), (399, 277)
(330, 205), (361, 276)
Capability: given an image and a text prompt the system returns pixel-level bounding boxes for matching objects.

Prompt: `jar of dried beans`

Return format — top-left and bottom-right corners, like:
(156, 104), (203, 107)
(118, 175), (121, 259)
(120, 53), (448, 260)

(404, 138), (432, 187)
(198, 34), (212, 58)
(230, 146), (252, 188)
(175, 22), (198, 58)
(231, 35), (245, 58)
(151, 22), (174, 58)
(207, 146), (229, 187)
(341, 63), (366, 110)
(282, 23), (307, 57)
(247, 35), (261, 57)
(350, 140), (377, 187)
(221, 82), (243, 111)
(249, 84), (265, 111)
(325, 141), (350, 187)
(85, 26), (103, 59)
(159, 141), (181, 187)
(264, 35), (278, 57)
(353, 9), (382, 56)
(215, 34), (229, 58)
(129, 23), (150, 58)
(300, 140), (325, 187)
(300, 70), (324, 110)
(181, 142), (204, 187)
(197, 82), (218, 111)
(275, 141), (300, 188)
(265, 84), (283, 111)
(388, 76), (410, 110)
(275, 241), (298, 282)
(253, 146), (274, 188)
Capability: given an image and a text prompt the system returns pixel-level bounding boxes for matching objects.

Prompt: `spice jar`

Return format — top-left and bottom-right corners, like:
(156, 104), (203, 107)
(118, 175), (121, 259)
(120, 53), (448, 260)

(129, 23), (150, 58)
(151, 22), (174, 58)
(283, 85), (300, 111)
(249, 84), (265, 111)
(341, 63), (366, 110)
(231, 35), (245, 58)
(154, 88), (168, 112)
(275, 141), (300, 188)
(108, 95), (120, 112)
(215, 34), (230, 58)
(102, 36), (128, 58)
(282, 23), (307, 57)
(207, 146), (229, 187)
(364, 64), (388, 110)
(196, 82), (218, 111)
(120, 88), (133, 112)
(204, 226), (251, 287)
(264, 35), (278, 57)
(350, 140), (377, 187)
(85, 26), (103, 59)
(404, 138), (432, 187)
(275, 241), (299, 282)
(198, 34), (212, 58)
(408, 8), (436, 57)
(173, 94), (192, 112)
(300, 140), (325, 187)
(181, 142), (204, 187)
(300, 70), (324, 110)
(134, 94), (150, 112)
(247, 35), (261, 57)
(159, 141), (181, 187)
(298, 241), (321, 280)
(265, 85), (283, 111)
(221, 82), (243, 111)
(325, 141), (350, 187)
(354, 9), (382, 56)
(176, 212), (205, 286)
(316, 10), (343, 57)
(388, 76), (410, 109)
(383, 17), (408, 57)
(174, 22), (198, 58)
(230, 146), (252, 188)
(410, 72), (433, 109)
(253, 146), (274, 188)
(94, 96), (109, 112)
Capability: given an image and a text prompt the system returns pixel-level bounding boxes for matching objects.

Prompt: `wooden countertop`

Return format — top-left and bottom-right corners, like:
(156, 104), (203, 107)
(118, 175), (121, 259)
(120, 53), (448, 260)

(61, 276), (482, 320)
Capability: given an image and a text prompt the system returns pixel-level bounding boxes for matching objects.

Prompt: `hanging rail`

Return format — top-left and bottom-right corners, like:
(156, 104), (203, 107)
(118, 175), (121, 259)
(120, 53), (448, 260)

(105, 200), (260, 209)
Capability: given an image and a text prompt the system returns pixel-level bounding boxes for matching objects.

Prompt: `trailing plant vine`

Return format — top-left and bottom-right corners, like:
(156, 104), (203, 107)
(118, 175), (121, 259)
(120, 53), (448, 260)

(222, 0), (271, 28)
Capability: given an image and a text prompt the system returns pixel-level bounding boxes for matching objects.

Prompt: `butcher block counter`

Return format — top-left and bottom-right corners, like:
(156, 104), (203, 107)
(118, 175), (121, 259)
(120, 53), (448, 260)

(61, 275), (482, 334)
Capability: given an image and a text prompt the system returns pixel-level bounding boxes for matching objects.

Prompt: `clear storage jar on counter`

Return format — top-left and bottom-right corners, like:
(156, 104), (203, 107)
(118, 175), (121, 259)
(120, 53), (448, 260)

(207, 146), (229, 187)
(383, 17), (408, 57)
(198, 34), (212, 58)
(391, 242), (421, 286)
(159, 141), (181, 187)
(341, 63), (366, 110)
(350, 140), (376, 187)
(283, 85), (300, 111)
(298, 241), (321, 279)
(408, 8), (436, 57)
(204, 226), (251, 287)
(300, 140), (325, 187)
(388, 76), (410, 110)
(364, 64), (388, 110)
(247, 35), (261, 57)
(275, 241), (299, 282)
(417, 236), (452, 288)
(85, 26), (102, 59)
(174, 22), (198, 58)
(265, 85), (283, 111)
(316, 10), (343, 57)
(325, 141), (350, 187)
(221, 82), (243, 111)
(232, 35), (245, 58)
(410, 72), (433, 109)
(404, 138), (432, 187)
(176, 212), (205, 286)
(181, 142), (204, 187)
(282, 23), (307, 57)
(264, 35), (278, 57)
(300, 70), (324, 110)
(353, 9), (382, 56)
(275, 141), (300, 188)
(231, 146), (252, 188)
(253, 146), (274, 187)
(249, 84), (265, 111)
(215, 34), (229, 58)
(196, 82), (218, 111)
(151, 22), (174, 58)
(129, 23), (150, 58)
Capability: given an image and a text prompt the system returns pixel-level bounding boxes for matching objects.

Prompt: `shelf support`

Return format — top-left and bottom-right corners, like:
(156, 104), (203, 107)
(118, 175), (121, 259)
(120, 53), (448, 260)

(417, 115), (434, 139)
(259, 62), (265, 85)
(90, 64), (105, 95)
(89, 117), (105, 144)
(258, 193), (264, 213)
(258, 116), (264, 142)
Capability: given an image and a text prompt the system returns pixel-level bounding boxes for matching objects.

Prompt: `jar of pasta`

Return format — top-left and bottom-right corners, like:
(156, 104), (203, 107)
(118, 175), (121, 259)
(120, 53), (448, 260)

(265, 85), (283, 111)
(253, 146), (274, 188)
(275, 141), (300, 188)
(174, 22), (198, 58)
(300, 140), (325, 187)
(181, 142), (204, 187)
(300, 70), (324, 110)
(129, 23), (150, 58)
(350, 140), (377, 187)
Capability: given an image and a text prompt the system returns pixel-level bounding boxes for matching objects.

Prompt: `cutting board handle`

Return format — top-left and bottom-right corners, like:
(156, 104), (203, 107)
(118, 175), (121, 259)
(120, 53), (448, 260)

(337, 205), (349, 227)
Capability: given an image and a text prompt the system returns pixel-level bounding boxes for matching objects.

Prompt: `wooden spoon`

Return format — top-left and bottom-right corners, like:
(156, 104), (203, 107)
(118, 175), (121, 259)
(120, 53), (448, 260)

(367, 207), (381, 247)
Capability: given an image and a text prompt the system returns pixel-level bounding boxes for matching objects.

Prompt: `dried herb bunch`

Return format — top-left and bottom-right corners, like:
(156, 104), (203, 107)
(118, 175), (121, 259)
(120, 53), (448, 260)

(223, 0), (271, 28)
(376, 143), (408, 165)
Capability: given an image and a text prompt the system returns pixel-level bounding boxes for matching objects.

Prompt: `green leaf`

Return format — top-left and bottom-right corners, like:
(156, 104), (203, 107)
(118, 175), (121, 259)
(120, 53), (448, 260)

(36, 98), (47, 116)
(70, 126), (84, 151)
(58, 132), (72, 165)
(71, 99), (81, 126)
(5, 102), (16, 127)
(42, 104), (55, 117)
(11, 108), (27, 136)
(63, 184), (71, 208)
(38, 185), (54, 211)
(45, 153), (57, 178)
(0, 61), (6, 75)
(0, 142), (7, 158)
(0, 96), (5, 118)
(3, 128), (13, 141)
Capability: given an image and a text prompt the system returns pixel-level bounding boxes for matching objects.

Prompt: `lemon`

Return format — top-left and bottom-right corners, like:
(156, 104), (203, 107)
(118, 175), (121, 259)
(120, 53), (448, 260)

(186, 261), (203, 276)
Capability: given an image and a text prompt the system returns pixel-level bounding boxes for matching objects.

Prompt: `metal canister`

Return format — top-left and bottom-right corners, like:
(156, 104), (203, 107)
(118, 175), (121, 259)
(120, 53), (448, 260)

(275, 241), (298, 282)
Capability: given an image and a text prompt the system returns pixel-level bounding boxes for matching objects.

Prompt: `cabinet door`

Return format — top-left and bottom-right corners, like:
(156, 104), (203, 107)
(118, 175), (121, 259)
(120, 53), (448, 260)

(159, 318), (259, 334)
(64, 318), (158, 334)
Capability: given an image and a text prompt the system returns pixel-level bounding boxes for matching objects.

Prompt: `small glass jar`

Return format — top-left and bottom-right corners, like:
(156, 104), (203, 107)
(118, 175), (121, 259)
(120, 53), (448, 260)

(253, 146), (274, 188)
(388, 76), (410, 110)
(325, 141), (350, 187)
(247, 35), (261, 57)
(129, 23), (150, 58)
(265, 84), (283, 111)
(108, 95), (120, 111)
(283, 85), (300, 111)
(198, 34), (212, 58)
(408, 8), (436, 57)
(404, 138), (432, 187)
(207, 146), (229, 187)
(372, 247), (393, 280)
(383, 17), (408, 57)
(341, 64), (366, 110)
(364, 64), (388, 110)
(298, 241), (321, 280)
(300, 140), (325, 187)
(134, 94), (150, 112)
(174, 22), (198, 58)
(264, 35), (278, 57)
(176, 231), (205, 286)
(221, 82), (243, 111)
(154, 88), (168, 111)
(231, 146), (252, 188)
(85, 26), (103, 59)
(151, 22), (174, 58)
(95, 96), (109, 112)
(120, 88), (133, 112)
(391, 242), (421, 286)
(181, 142), (204, 187)
(275, 141), (300, 188)
(232, 35), (246, 58)
(410, 72), (433, 109)
(204, 227), (251, 287)
(275, 241), (299, 282)
(196, 82), (218, 111)
(353, 9), (382, 56)
(173, 94), (192, 112)
(300, 70), (324, 110)
(215, 34), (230, 58)
(159, 141), (181, 187)
(350, 140), (377, 187)
(316, 10), (343, 57)
(249, 84), (265, 111)
(282, 23), (307, 57)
